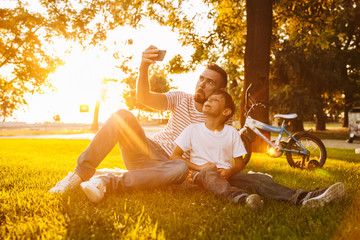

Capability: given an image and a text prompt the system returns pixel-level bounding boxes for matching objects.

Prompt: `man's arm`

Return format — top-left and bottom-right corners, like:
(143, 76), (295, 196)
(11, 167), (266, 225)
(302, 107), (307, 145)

(218, 156), (245, 179)
(170, 145), (217, 171)
(136, 45), (167, 111)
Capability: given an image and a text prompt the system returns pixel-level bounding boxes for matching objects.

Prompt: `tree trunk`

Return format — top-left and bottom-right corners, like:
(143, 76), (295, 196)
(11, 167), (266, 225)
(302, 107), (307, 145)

(342, 79), (352, 128)
(91, 100), (100, 132)
(290, 118), (304, 132)
(315, 109), (326, 131)
(243, 0), (273, 152)
(343, 107), (349, 128)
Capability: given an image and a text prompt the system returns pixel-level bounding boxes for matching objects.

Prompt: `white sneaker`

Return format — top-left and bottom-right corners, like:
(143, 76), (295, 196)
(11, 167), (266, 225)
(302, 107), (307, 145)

(80, 177), (106, 203)
(302, 182), (345, 208)
(50, 172), (82, 194)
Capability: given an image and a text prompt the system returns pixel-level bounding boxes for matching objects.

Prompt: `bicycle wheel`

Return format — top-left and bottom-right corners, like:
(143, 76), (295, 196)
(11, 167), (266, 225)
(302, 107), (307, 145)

(285, 132), (327, 168)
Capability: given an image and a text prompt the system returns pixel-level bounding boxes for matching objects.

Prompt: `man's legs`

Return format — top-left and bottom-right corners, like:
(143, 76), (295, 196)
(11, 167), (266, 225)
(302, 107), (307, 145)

(228, 172), (345, 206)
(102, 159), (188, 193)
(51, 109), (176, 193)
(193, 168), (263, 209)
(81, 159), (189, 203)
(75, 109), (152, 181)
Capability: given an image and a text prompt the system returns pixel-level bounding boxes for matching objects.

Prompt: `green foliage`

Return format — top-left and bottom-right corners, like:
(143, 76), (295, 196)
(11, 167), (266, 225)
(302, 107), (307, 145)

(1, 139), (360, 239)
(0, 0), (174, 121)
(272, 0), (360, 128)
(149, 65), (175, 94)
(166, 54), (194, 74)
(150, 0), (248, 119)
(270, 84), (314, 120)
(151, 0), (360, 127)
(0, 2), (64, 121)
(2, 0), (360, 126)
(40, 0), (147, 46)
(0, 77), (26, 121)
(121, 64), (176, 115)
(121, 72), (140, 111)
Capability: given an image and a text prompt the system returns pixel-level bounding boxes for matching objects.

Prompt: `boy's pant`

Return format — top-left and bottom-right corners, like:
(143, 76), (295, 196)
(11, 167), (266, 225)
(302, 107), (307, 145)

(195, 168), (309, 205)
(228, 172), (309, 205)
(74, 109), (189, 192)
(194, 167), (248, 201)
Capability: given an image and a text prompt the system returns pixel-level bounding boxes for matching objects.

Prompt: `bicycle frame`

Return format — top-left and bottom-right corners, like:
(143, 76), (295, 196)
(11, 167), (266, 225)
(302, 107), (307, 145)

(242, 116), (309, 156)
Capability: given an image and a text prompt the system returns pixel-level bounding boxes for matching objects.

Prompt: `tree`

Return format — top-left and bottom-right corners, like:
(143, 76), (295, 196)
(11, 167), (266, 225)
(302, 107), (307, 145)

(0, 0), (172, 121)
(330, 0), (360, 127)
(242, 0), (273, 151)
(155, 0), (360, 133)
(269, 42), (338, 131)
(151, 0), (273, 152)
(0, 77), (26, 121)
(53, 114), (60, 123)
(272, 0), (360, 130)
(148, 0), (249, 121)
(0, 2), (63, 120)
(121, 65), (176, 119)
(91, 77), (117, 131)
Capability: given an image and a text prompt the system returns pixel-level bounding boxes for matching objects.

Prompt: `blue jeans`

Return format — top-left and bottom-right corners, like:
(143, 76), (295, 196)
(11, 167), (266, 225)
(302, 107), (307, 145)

(74, 109), (189, 193)
(228, 172), (308, 205)
(194, 168), (248, 202)
(195, 168), (309, 205)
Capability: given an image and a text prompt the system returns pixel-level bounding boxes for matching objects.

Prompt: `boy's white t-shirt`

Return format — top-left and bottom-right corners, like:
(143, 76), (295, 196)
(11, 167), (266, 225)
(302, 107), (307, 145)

(175, 123), (247, 169)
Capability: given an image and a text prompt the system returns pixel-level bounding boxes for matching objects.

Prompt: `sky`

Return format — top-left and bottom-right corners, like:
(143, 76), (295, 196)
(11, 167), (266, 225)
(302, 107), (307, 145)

(10, 20), (204, 124)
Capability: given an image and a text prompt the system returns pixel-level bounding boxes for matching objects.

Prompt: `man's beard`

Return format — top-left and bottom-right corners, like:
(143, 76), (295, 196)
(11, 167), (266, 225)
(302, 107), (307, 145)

(194, 95), (206, 104)
(194, 89), (207, 104)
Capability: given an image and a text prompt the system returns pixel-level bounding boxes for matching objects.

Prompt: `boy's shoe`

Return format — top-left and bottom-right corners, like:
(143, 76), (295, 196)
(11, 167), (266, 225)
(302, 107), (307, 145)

(245, 194), (264, 210)
(302, 182), (345, 208)
(233, 193), (264, 210)
(80, 177), (106, 203)
(50, 172), (82, 194)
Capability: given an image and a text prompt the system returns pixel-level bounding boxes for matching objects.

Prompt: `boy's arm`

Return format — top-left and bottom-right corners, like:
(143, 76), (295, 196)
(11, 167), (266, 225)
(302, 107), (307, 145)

(170, 145), (217, 171)
(219, 156), (245, 179)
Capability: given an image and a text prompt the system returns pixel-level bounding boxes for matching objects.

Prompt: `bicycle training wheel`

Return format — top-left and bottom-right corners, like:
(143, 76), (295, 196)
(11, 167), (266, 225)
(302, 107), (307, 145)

(285, 132), (327, 168)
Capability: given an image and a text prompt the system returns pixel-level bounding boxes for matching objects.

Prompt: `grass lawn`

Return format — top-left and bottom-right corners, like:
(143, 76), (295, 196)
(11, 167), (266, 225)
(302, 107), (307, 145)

(1, 139), (360, 239)
(0, 128), (93, 136)
(308, 128), (350, 141)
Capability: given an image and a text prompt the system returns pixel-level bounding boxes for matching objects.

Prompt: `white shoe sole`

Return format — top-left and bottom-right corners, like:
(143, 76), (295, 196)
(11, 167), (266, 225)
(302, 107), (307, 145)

(302, 182), (345, 208)
(80, 182), (104, 203)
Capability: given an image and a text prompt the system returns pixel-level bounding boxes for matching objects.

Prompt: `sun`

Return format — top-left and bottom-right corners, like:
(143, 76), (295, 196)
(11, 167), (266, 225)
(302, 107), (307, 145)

(13, 22), (199, 123)
(46, 47), (127, 123)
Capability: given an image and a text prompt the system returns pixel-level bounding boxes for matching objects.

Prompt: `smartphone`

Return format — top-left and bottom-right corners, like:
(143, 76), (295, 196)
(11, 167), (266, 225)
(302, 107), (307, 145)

(154, 50), (166, 61)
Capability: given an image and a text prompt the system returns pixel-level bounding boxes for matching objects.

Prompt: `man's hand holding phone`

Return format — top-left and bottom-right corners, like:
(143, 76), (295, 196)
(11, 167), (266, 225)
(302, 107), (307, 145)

(154, 50), (166, 61)
(141, 46), (167, 67)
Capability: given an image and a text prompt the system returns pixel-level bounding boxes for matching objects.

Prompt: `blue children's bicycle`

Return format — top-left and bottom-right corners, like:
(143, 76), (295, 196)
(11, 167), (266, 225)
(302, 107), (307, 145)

(239, 85), (327, 169)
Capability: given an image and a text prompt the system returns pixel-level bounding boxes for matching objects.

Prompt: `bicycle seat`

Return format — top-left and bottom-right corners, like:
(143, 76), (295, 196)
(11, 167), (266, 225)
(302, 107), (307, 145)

(274, 113), (298, 120)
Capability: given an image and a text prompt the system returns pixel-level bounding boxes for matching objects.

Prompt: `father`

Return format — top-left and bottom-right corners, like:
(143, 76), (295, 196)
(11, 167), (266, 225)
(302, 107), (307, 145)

(50, 45), (229, 194)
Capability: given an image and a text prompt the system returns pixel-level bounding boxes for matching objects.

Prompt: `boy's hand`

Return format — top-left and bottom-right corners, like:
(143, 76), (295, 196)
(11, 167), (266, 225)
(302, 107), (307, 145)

(218, 168), (233, 179)
(200, 162), (217, 170)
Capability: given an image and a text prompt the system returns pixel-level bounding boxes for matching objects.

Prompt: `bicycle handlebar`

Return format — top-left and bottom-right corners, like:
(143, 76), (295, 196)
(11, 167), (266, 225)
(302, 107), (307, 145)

(244, 84), (266, 117)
